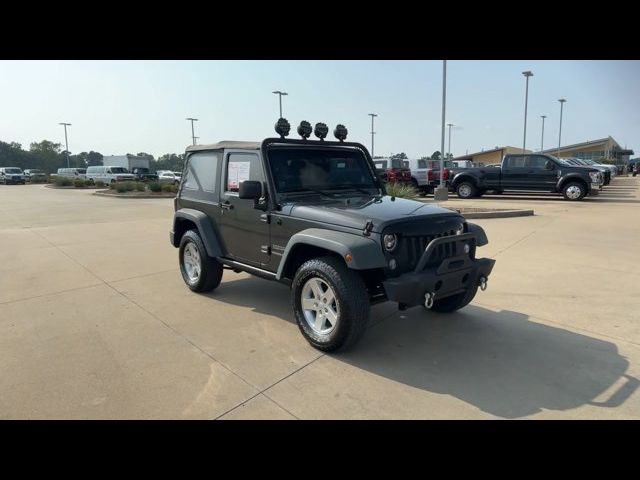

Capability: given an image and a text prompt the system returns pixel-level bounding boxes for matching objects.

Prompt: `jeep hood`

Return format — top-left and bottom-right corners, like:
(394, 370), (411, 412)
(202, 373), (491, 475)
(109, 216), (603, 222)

(282, 195), (462, 233)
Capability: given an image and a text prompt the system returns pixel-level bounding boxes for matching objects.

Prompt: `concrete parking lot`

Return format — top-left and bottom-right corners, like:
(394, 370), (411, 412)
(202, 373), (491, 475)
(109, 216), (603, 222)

(1, 180), (639, 419)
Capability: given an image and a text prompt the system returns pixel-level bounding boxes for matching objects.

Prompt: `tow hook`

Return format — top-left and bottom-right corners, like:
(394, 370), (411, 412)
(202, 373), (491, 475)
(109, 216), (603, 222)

(479, 276), (488, 291)
(424, 292), (435, 309)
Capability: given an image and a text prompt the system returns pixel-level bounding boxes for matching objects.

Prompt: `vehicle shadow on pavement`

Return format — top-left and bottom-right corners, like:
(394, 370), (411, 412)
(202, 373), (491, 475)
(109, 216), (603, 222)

(339, 304), (639, 418)
(206, 277), (638, 419)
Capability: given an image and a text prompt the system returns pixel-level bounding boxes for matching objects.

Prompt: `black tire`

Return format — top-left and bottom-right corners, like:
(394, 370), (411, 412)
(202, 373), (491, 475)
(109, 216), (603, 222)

(291, 256), (370, 352)
(562, 181), (586, 201)
(429, 285), (478, 313)
(456, 181), (477, 199)
(179, 229), (223, 292)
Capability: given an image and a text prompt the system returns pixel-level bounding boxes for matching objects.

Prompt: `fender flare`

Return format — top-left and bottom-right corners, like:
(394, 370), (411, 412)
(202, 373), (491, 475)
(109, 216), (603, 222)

(276, 228), (387, 280)
(172, 208), (224, 257)
(467, 222), (488, 247)
(556, 173), (589, 191)
(451, 173), (482, 190)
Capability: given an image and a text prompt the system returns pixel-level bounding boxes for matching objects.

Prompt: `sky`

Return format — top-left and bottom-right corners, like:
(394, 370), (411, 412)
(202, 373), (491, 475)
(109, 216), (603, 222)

(1, 60), (639, 159)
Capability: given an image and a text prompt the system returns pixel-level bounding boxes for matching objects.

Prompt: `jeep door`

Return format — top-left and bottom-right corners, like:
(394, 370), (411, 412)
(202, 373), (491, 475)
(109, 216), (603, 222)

(217, 150), (271, 268)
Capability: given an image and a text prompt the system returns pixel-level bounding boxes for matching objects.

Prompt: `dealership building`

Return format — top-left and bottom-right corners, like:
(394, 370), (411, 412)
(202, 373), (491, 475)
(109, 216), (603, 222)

(454, 136), (633, 166)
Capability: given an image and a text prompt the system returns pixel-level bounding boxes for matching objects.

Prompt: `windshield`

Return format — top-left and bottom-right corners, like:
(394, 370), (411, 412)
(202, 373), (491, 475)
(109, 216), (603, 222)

(268, 147), (378, 194)
(29, 170), (44, 174)
(374, 160), (388, 170)
(557, 158), (573, 166)
(109, 167), (129, 174)
(5, 168), (22, 174)
(77, 169), (86, 174)
(133, 168), (149, 173)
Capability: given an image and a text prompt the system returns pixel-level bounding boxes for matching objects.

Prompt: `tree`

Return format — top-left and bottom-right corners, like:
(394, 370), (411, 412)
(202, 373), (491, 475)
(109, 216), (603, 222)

(431, 151), (441, 160)
(390, 152), (408, 161)
(86, 151), (103, 166)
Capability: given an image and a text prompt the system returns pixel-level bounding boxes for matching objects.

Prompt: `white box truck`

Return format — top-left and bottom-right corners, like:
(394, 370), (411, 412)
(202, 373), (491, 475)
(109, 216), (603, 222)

(102, 155), (158, 181)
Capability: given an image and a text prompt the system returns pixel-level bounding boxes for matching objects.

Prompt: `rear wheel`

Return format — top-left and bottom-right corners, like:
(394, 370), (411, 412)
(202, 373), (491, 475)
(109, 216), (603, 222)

(179, 229), (223, 292)
(562, 181), (586, 201)
(292, 256), (370, 352)
(456, 181), (477, 199)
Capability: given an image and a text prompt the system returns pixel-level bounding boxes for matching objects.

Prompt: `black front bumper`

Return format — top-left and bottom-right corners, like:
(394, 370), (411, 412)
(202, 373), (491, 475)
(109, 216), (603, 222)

(382, 233), (495, 308)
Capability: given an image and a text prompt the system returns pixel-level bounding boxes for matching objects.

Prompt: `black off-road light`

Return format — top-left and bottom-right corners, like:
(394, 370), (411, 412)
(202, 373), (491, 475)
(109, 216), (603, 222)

(297, 120), (312, 139)
(334, 124), (348, 142)
(314, 122), (328, 140)
(275, 118), (290, 138)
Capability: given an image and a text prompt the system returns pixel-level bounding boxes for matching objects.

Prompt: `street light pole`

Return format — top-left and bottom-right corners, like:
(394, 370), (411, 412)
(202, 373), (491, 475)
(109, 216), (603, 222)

(540, 115), (547, 153)
(447, 123), (454, 159)
(186, 118), (198, 145)
(368, 113), (377, 157)
(59, 123), (71, 168)
(272, 90), (288, 118)
(558, 99), (567, 158)
(522, 71), (533, 153)
(433, 60), (449, 201)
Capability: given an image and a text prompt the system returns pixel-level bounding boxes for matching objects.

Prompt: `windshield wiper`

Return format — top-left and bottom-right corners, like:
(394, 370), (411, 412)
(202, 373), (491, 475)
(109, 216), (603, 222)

(282, 188), (334, 198)
(322, 185), (377, 195)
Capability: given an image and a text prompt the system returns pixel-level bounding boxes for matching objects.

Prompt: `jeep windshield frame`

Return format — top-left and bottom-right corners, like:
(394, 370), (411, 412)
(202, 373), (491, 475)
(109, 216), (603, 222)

(261, 138), (385, 205)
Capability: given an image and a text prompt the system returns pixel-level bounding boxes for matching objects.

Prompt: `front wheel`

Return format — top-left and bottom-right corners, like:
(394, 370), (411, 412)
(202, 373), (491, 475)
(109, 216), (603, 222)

(429, 285), (478, 313)
(562, 182), (586, 201)
(292, 256), (370, 352)
(179, 229), (223, 292)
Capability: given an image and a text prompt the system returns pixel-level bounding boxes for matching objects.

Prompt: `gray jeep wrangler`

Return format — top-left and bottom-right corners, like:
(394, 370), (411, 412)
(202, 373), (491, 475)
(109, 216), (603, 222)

(170, 119), (495, 351)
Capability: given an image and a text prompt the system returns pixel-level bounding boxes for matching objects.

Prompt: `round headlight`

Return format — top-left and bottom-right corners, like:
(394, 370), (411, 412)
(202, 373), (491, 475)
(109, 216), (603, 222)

(383, 234), (397, 251)
(455, 223), (465, 235)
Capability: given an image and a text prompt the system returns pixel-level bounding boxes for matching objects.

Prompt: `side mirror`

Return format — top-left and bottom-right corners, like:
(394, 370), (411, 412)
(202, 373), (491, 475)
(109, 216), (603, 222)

(545, 160), (555, 170)
(238, 180), (262, 200)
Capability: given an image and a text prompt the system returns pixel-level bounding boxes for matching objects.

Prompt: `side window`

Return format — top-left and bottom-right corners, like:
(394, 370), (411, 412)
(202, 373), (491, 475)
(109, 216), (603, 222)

(418, 160), (427, 169)
(225, 153), (263, 193)
(506, 156), (527, 168)
(527, 156), (548, 169)
(183, 151), (219, 192)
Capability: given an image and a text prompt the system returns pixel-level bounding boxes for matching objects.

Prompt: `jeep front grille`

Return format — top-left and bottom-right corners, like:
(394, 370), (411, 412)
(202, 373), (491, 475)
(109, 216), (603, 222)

(404, 230), (458, 269)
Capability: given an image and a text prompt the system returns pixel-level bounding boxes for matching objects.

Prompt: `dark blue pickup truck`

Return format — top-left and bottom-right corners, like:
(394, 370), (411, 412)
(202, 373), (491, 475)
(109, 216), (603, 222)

(449, 153), (602, 201)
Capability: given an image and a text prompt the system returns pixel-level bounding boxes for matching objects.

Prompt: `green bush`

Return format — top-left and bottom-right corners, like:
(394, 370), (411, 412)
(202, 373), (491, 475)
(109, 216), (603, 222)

(135, 182), (146, 192)
(161, 183), (178, 193)
(95, 180), (105, 188)
(109, 182), (116, 189)
(385, 181), (418, 199)
(116, 183), (128, 193)
(73, 179), (86, 188)
(54, 176), (72, 187)
(149, 182), (162, 192)
(31, 177), (47, 184)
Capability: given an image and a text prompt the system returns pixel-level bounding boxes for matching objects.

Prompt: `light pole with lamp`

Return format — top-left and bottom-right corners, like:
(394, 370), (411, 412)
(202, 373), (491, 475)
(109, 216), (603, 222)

(368, 113), (377, 157)
(558, 99), (567, 158)
(272, 90), (288, 118)
(185, 118), (198, 145)
(522, 70), (533, 153)
(540, 115), (547, 152)
(434, 60), (449, 201)
(59, 123), (71, 168)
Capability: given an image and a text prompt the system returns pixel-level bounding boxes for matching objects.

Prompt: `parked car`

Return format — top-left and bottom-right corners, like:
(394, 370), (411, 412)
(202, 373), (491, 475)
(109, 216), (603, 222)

(404, 158), (431, 195)
(449, 153), (601, 201)
(23, 169), (47, 182)
(85, 166), (136, 184)
(169, 120), (495, 352)
(428, 159), (453, 190)
(0, 167), (26, 184)
(373, 158), (412, 184)
(131, 167), (158, 182)
(56, 167), (87, 179)
(561, 158), (609, 186)
(158, 171), (182, 185)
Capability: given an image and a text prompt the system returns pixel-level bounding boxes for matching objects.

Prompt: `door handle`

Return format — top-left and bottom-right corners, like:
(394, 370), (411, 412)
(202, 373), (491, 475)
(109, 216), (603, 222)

(220, 201), (233, 210)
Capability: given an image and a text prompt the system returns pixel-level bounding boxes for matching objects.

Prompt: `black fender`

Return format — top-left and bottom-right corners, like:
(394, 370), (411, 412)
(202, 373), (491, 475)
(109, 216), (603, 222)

(451, 172), (482, 190)
(556, 173), (590, 192)
(171, 208), (224, 257)
(467, 223), (488, 247)
(275, 228), (386, 280)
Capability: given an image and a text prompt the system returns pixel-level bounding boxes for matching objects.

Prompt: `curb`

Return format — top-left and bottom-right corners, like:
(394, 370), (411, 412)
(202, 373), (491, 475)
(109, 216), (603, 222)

(93, 190), (176, 199)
